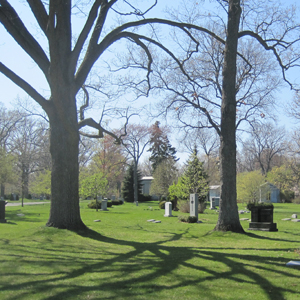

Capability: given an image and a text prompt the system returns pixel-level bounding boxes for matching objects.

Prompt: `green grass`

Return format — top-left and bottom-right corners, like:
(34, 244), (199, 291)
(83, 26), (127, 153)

(1, 201), (300, 300)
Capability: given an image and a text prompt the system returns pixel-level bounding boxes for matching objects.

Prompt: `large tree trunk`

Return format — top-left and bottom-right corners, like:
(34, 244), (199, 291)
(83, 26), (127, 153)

(46, 87), (86, 230)
(214, 0), (244, 233)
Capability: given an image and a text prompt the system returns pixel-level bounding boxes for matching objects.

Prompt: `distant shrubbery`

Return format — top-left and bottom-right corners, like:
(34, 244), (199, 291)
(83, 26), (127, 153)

(88, 200), (113, 209)
(111, 199), (123, 205)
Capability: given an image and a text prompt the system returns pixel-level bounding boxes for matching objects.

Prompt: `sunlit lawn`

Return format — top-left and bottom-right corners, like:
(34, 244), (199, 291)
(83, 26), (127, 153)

(0, 201), (300, 300)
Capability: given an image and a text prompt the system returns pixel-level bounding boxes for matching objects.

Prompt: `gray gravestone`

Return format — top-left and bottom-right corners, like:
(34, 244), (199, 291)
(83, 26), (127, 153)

(190, 194), (198, 221)
(101, 200), (108, 211)
(292, 214), (297, 219)
(164, 202), (173, 217)
(0, 200), (7, 223)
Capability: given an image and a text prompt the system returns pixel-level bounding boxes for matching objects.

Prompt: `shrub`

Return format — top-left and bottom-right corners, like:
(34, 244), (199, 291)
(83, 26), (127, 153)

(246, 202), (274, 210)
(158, 200), (166, 209)
(88, 200), (101, 209)
(178, 215), (198, 223)
(178, 200), (190, 213)
(139, 194), (152, 202)
(111, 199), (123, 205)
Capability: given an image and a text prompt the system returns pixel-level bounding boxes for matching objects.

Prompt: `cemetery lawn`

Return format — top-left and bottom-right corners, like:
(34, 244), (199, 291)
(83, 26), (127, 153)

(1, 202), (300, 300)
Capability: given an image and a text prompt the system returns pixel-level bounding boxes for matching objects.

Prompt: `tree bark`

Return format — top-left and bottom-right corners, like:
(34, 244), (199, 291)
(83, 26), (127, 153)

(46, 86), (86, 230)
(214, 0), (244, 233)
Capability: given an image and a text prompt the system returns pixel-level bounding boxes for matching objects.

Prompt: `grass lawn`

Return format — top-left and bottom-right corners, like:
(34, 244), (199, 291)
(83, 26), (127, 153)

(1, 201), (300, 300)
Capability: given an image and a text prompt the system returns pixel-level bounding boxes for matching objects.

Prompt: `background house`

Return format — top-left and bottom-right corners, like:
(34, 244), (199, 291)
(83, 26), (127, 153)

(259, 182), (280, 203)
(141, 176), (153, 195)
(209, 185), (220, 207)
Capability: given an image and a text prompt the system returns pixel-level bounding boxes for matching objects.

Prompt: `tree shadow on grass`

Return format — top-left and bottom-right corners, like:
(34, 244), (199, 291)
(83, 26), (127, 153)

(65, 228), (298, 300)
(4, 211), (43, 223)
(1, 228), (299, 300)
(245, 231), (300, 244)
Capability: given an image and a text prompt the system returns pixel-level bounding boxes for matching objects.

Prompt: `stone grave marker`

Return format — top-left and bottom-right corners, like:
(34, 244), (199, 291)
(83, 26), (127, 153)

(210, 198), (215, 210)
(292, 214), (297, 219)
(190, 194), (198, 221)
(164, 202), (173, 217)
(101, 199), (108, 211)
(286, 261), (300, 267)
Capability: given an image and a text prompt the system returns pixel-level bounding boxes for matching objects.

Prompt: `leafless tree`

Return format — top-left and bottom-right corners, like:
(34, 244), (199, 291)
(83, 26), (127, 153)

(10, 117), (50, 201)
(121, 124), (150, 205)
(241, 123), (287, 175)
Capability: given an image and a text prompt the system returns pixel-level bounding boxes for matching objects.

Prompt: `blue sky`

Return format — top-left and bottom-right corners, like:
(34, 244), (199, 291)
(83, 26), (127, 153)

(0, 0), (299, 162)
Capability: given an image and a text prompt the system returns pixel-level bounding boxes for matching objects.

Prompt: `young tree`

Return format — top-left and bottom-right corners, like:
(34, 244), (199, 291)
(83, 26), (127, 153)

(88, 134), (128, 197)
(121, 163), (143, 203)
(237, 170), (265, 203)
(148, 121), (178, 172)
(30, 170), (51, 197)
(79, 172), (108, 206)
(150, 157), (178, 198)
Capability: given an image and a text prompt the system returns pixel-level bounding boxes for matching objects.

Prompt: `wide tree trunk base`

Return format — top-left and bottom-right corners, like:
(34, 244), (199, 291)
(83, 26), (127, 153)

(213, 223), (245, 233)
(46, 219), (87, 231)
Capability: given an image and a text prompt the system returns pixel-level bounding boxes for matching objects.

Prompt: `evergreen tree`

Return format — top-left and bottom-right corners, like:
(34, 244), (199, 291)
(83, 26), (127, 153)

(148, 121), (178, 172)
(181, 146), (209, 203)
(121, 163), (143, 202)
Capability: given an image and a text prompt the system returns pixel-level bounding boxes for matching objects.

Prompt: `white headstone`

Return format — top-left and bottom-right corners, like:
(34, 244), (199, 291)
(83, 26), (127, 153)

(190, 194), (198, 220)
(210, 198), (215, 210)
(292, 214), (298, 219)
(101, 200), (108, 211)
(164, 202), (173, 217)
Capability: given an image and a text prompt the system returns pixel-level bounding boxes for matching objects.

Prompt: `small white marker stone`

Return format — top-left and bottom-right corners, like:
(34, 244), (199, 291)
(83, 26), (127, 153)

(286, 261), (300, 266)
